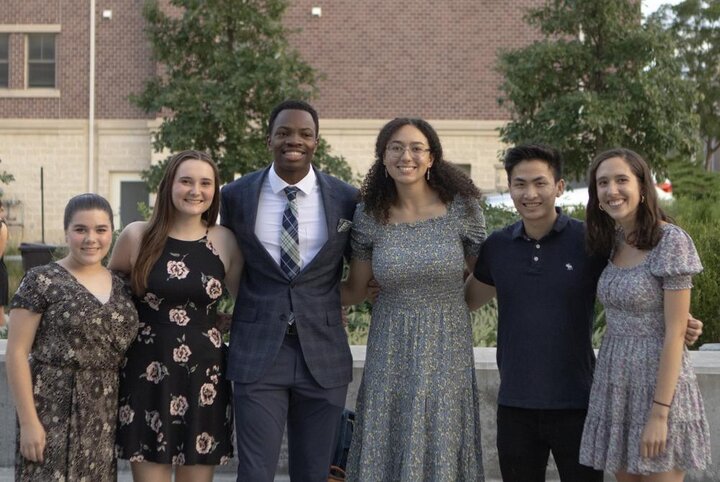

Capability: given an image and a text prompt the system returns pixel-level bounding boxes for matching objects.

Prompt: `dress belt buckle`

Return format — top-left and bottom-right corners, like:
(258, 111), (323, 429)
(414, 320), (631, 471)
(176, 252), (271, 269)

(286, 323), (297, 336)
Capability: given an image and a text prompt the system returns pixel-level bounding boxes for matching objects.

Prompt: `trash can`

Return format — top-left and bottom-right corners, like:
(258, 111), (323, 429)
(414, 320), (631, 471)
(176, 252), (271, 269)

(19, 243), (57, 271)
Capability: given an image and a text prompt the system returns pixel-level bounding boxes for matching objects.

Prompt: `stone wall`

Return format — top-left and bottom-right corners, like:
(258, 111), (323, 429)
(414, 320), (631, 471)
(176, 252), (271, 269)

(2, 342), (719, 481)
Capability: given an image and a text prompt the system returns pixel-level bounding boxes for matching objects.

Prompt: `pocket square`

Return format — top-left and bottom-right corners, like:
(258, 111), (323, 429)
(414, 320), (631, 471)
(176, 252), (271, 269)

(337, 218), (353, 233)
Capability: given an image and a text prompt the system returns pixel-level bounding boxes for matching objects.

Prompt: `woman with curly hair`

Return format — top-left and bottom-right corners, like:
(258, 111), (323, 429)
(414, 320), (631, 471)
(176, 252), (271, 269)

(342, 118), (486, 481)
(111, 151), (242, 482)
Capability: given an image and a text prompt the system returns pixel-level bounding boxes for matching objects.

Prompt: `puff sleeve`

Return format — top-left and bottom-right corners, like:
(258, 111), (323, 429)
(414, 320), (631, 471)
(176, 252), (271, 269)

(458, 197), (487, 257)
(350, 203), (374, 261)
(10, 267), (52, 314)
(649, 224), (703, 290)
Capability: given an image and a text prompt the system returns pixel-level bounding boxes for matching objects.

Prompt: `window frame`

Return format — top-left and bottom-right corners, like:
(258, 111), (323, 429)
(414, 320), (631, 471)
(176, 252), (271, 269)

(0, 33), (9, 88)
(26, 33), (56, 89)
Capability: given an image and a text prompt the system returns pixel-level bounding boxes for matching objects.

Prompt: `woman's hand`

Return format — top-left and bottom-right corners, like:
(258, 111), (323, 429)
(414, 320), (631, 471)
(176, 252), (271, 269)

(20, 419), (46, 463)
(640, 406), (669, 459)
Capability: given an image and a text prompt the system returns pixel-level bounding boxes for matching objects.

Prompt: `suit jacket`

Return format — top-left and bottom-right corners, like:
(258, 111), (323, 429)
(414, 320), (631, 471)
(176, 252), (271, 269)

(220, 166), (358, 389)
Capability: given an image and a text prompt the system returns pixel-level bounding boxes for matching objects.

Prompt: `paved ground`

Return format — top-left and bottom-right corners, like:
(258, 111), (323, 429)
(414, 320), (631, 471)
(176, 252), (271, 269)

(0, 467), (508, 481)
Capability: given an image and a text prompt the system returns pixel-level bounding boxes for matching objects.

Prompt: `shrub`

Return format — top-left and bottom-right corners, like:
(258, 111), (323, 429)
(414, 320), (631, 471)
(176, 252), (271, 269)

(667, 197), (720, 346)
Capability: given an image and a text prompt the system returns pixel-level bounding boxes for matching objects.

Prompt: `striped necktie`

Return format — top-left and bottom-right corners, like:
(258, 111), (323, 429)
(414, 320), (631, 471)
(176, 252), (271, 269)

(280, 186), (301, 279)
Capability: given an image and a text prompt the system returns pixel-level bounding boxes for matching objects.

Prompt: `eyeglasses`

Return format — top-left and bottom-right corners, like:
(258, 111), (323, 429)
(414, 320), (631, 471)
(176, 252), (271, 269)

(385, 144), (431, 160)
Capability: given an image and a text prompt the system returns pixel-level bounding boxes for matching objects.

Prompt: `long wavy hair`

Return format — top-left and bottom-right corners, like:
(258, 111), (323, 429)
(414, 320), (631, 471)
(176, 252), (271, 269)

(132, 150), (220, 294)
(360, 118), (481, 223)
(586, 147), (671, 257)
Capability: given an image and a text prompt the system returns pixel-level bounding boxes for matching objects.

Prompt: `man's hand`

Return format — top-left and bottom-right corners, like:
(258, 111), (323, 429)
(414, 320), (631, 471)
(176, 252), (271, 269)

(685, 315), (703, 346)
(367, 278), (380, 304)
(216, 313), (232, 335)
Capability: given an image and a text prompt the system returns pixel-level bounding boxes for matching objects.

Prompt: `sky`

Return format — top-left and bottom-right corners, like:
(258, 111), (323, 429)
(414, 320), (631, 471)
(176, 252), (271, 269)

(642, 0), (682, 16)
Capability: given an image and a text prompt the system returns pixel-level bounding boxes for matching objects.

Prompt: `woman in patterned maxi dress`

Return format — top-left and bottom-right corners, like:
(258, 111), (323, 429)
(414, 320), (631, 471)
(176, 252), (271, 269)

(342, 118), (486, 482)
(6, 193), (139, 481)
(580, 148), (711, 481)
(111, 151), (242, 482)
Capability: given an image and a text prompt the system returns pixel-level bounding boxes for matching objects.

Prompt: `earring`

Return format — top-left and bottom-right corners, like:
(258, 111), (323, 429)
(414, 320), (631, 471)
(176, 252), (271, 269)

(426, 168), (431, 181)
(641, 194), (645, 204)
(384, 167), (388, 178)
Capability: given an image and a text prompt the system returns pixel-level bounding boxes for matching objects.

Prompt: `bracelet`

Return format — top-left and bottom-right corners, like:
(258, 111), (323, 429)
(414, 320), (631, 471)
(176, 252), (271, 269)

(653, 400), (671, 408)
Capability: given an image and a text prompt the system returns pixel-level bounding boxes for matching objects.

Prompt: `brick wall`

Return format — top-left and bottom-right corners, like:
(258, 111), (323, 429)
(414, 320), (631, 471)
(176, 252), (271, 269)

(0, 0), (154, 119)
(284, 0), (544, 120)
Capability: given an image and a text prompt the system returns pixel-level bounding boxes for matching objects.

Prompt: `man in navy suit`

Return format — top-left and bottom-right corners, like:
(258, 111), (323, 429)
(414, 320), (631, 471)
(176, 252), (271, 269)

(220, 100), (358, 482)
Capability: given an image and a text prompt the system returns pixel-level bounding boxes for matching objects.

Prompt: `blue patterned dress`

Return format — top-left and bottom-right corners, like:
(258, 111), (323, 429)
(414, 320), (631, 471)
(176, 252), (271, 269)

(346, 197), (486, 482)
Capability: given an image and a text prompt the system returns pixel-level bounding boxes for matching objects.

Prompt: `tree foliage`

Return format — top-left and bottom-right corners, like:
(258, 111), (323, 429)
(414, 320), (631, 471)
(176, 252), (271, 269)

(134, 0), (352, 189)
(655, 0), (720, 171)
(497, 0), (700, 180)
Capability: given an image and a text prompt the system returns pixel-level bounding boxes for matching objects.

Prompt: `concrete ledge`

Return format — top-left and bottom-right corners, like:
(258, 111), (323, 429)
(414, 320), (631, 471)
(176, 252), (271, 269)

(1, 342), (718, 480)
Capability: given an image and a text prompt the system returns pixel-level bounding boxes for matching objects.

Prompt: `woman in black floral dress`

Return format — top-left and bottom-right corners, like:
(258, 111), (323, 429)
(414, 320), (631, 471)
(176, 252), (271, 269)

(6, 193), (139, 481)
(111, 151), (242, 482)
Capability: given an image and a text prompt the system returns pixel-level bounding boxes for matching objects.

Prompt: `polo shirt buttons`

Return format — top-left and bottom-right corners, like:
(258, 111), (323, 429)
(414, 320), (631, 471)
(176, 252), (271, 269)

(536, 244), (541, 249)
(533, 256), (539, 261)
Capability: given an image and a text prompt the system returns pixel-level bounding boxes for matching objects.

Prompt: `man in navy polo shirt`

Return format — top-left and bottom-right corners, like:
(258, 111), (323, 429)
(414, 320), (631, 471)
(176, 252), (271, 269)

(464, 144), (701, 482)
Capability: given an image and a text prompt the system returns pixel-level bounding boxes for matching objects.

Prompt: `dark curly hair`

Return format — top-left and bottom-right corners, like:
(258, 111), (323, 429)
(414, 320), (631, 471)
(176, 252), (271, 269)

(360, 118), (481, 223)
(586, 147), (672, 257)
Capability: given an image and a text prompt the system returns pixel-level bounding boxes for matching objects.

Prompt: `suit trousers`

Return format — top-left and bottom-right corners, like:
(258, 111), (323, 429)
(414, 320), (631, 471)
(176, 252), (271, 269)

(233, 334), (348, 482)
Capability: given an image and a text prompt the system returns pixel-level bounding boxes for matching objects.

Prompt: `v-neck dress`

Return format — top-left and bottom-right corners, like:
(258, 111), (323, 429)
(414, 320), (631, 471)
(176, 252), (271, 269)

(580, 224), (711, 474)
(11, 262), (139, 482)
(115, 236), (234, 465)
(346, 197), (486, 482)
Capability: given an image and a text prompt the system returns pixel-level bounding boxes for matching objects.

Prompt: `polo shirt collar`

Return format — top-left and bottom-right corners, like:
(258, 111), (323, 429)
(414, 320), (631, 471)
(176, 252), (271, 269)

(512, 207), (570, 240)
(269, 164), (317, 196)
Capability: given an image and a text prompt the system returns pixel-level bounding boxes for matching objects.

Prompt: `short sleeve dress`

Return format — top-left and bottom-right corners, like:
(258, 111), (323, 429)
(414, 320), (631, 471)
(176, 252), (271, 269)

(11, 263), (139, 482)
(115, 235), (233, 466)
(580, 224), (711, 474)
(345, 196), (486, 482)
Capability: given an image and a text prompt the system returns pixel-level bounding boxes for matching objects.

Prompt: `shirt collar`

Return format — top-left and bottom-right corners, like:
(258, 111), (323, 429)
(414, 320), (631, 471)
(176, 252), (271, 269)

(268, 164), (317, 196)
(511, 207), (570, 240)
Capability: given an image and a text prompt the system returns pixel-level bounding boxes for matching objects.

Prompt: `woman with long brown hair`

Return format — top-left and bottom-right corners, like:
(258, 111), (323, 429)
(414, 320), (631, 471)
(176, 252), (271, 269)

(579, 148), (711, 481)
(111, 150), (242, 482)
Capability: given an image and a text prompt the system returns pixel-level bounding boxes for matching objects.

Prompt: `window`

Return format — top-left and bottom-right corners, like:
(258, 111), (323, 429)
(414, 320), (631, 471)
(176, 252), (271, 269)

(0, 34), (8, 88)
(27, 33), (55, 88)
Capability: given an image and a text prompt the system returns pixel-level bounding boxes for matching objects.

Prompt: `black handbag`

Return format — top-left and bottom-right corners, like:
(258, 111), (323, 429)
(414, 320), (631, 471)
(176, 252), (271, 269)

(328, 409), (355, 481)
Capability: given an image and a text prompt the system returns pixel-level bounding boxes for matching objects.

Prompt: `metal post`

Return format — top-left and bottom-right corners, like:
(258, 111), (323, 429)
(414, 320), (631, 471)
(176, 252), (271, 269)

(40, 166), (44, 243)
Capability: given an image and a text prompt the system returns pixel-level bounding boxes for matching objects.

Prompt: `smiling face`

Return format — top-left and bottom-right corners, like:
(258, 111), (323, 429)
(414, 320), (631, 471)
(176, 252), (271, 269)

(595, 156), (642, 229)
(267, 109), (318, 184)
(382, 124), (433, 185)
(171, 159), (216, 218)
(65, 209), (113, 267)
(508, 159), (565, 226)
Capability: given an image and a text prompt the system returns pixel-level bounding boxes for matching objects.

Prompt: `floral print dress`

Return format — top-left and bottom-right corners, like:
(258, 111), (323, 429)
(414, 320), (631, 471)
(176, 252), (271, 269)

(11, 263), (139, 482)
(116, 235), (233, 465)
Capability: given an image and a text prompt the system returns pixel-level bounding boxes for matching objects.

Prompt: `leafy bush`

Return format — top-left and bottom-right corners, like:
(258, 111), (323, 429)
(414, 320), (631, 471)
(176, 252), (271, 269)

(667, 197), (720, 345)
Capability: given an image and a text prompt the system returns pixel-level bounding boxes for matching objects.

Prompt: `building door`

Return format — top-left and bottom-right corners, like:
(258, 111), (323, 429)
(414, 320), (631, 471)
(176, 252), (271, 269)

(120, 180), (149, 228)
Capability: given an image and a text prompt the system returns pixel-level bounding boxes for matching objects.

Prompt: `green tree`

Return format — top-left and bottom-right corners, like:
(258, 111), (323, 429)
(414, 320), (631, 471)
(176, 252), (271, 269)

(497, 0), (699, 180)
(134, 0), (353, 189)
(655, 0), (720, 171)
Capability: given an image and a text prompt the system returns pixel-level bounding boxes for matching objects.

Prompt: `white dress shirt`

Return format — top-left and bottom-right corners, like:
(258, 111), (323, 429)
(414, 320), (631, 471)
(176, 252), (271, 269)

(255, 165), (328, 271)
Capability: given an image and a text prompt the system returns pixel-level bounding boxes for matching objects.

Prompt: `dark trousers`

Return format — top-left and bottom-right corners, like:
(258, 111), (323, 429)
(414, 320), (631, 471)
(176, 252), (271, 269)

(233, 334), (347, 482)
(496, 405), (604, 482)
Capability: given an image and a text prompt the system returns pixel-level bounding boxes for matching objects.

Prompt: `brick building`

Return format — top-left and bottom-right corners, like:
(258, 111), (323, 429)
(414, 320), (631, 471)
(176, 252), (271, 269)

(0, 0), (542, 244)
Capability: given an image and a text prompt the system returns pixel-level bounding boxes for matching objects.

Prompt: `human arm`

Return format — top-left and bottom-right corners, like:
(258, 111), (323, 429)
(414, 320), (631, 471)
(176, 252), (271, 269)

(464, 274), (497, 311)
(107, 222), (145, 274)
(341, 258), (374, 306)
(5, 308), (45, 462)
(209, 225), (243, 300)
(0, 222), (8, 258)
(640, 288), (691, 459)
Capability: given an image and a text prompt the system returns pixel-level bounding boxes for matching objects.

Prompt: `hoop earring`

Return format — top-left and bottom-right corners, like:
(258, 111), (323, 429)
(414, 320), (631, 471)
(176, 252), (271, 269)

(426, 168), (431, 181)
